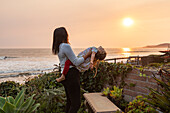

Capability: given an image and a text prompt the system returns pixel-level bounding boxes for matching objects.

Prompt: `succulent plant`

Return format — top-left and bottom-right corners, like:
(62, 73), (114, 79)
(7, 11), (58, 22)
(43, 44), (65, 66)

(0, 89), (40, 113)
(125, 95), (158, 113)
(144, 74), (170, 113)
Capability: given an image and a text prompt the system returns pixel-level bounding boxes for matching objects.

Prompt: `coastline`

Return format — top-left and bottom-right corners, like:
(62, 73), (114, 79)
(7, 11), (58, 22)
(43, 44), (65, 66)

(0, 74), (39, 84)
(0, 47), (166, 85)
(0, 69), (54, 84)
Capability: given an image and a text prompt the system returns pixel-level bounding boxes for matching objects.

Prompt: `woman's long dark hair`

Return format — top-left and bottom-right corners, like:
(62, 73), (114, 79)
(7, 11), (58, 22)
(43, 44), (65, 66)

(52, 27), (69, 55)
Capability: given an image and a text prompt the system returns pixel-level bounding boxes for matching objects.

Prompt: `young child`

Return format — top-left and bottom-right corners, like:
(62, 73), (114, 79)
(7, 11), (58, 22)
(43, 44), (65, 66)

(56, 46), (106, 82)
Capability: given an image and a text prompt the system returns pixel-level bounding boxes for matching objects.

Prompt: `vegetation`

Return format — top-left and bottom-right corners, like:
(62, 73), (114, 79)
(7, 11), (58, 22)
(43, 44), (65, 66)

(1, 61), (168, 112)
(147, 62), (163, 68)
(102, 86), (128, 111)
(24, 73), (66, 113)
(80, 61), (133, 93)
(102, 87), (110, 96)
(144, 73), (170, 113)
(0, 62), (132, 112)
(133, 62), (169, 77)
(0, 89), (40, 113)
(80, 62), (132, 112)
(125, 95), (158, 113)
(109, 86), (123, 102)
(0, 81), (21, 98)
(0, 73), (66, 113)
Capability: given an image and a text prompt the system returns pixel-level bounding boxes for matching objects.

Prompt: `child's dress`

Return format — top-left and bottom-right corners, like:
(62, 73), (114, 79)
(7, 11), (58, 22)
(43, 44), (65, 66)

(63, 47), (98, 75)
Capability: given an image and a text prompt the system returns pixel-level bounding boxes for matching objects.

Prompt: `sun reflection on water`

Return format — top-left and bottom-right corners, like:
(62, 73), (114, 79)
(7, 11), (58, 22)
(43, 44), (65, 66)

(122, 48), (131, 57)
(122, 53), (131, 57)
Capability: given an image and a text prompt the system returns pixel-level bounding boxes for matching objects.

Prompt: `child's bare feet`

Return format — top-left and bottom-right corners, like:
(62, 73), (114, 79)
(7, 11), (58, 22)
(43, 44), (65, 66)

(56, 74), (65, 82)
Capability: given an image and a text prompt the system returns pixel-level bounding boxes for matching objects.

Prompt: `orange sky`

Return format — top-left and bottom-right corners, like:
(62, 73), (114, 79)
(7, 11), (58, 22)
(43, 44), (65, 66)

(0, 0), (170, 48)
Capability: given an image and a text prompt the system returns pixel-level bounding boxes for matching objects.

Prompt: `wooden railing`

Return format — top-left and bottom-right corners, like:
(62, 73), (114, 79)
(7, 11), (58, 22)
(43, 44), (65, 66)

(104, 56), (144, 64)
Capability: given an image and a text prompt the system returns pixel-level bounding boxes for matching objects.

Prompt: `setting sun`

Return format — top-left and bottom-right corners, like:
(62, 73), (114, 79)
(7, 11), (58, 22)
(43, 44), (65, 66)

(123, 48), (131, 52)
(123, 18), (134, 26)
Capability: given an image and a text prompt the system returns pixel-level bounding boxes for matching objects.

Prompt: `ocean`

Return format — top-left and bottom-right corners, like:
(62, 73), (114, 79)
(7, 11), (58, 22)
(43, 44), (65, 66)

(0, 48), (165, 78)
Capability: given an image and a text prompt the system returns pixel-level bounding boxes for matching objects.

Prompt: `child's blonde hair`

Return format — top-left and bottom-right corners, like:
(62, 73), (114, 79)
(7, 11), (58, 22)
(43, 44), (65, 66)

(93, 60), (100, 78)
(93, 47), (107, 78)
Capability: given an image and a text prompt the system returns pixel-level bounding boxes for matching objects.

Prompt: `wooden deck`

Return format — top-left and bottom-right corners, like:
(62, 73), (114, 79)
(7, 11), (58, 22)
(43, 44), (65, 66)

(83, 93), (121, 113)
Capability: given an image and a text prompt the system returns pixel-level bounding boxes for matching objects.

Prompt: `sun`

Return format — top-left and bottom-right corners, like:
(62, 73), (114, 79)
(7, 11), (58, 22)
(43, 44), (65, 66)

(123, 48), (131, 52)
(123, 18), (134, 26)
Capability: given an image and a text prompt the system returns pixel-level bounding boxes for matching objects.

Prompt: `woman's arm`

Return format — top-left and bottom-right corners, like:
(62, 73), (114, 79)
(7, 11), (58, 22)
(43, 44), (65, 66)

(90, 52), (96, 64)
(62, 44), (91, 66)
(89, 52), (96, 70)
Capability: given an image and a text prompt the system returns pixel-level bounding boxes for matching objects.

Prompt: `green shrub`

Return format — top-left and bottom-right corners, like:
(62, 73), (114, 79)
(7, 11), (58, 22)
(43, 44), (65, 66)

(0, 89), (40, 113)
(80, 62), (132, 92)
(148, 63), (163, 68)
(102, 87), (110, 96)
(37, 87), (66, 113)
(110, 86), (128, 111)
(0, 62), (133, 112)
(125, 95), (158, 113)
(0, 81), (22, 98)
(144, 75), (170, 113)
(110, 86), (123, 101)
(102, 86), (128, 111)
(23, 72), (65, 113)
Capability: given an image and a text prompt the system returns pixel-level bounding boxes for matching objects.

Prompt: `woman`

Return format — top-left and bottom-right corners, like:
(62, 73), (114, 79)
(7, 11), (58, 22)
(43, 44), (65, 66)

(52, 27), (91, 113)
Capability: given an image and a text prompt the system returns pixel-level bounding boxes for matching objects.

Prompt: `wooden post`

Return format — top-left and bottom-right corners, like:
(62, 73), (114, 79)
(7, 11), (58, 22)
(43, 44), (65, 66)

(129, 57), (131, 64)
(137, 56), (139, 65)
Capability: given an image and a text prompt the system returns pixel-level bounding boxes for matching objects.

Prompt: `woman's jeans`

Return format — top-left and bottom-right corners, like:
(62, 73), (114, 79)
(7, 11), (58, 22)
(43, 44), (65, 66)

(62, 67), (81, 113)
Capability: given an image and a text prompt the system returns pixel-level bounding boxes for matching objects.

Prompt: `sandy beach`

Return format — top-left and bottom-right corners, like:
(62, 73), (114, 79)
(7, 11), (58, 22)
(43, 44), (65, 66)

(0, 68), (55, 84)
(0, 74), (39, 84)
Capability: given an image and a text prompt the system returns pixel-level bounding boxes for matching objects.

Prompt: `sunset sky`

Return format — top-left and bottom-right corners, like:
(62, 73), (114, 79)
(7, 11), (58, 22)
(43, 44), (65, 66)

(0, 0), (170, 48)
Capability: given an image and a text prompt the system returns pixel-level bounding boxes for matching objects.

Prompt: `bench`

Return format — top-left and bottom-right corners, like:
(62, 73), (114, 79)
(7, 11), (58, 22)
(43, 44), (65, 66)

(83, 93), (122, 113)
